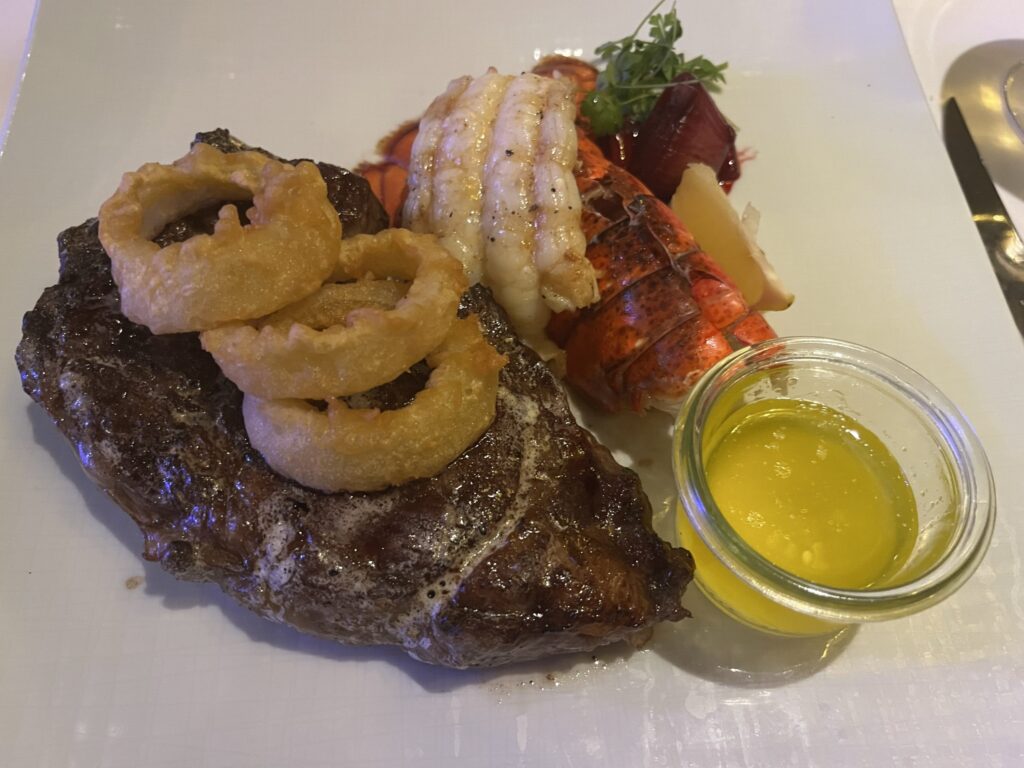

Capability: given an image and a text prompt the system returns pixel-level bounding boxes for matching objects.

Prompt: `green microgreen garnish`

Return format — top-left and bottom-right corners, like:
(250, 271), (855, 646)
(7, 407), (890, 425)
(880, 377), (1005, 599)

(580, 1), (728, 137)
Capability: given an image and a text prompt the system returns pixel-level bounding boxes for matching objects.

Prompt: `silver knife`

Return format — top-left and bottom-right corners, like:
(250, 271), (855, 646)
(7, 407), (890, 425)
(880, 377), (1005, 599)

(942, 97), (1024, 337)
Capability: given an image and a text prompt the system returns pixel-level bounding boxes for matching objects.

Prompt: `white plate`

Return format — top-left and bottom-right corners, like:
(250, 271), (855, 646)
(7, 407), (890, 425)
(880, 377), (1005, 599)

(3, 1), (1023, 765)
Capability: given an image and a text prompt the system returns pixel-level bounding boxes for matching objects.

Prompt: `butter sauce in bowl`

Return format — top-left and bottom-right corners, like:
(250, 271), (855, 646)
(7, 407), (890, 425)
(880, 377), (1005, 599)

(672, 337), (995, 637)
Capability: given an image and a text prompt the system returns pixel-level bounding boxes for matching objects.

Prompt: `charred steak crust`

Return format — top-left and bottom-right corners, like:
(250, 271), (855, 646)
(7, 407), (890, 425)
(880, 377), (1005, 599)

(15, 131), (694, 668)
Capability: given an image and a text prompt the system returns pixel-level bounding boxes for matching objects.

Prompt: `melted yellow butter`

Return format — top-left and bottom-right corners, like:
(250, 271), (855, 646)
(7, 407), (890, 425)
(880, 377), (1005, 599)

(678, 398), (919, 635)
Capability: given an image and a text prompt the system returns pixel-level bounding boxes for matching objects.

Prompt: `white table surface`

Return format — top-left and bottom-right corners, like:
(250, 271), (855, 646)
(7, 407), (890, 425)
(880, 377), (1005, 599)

(892, 0), (1024, 246)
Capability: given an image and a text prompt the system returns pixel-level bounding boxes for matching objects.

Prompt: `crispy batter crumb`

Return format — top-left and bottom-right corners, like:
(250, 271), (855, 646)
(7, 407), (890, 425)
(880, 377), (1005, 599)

(125, 575), (145, 590)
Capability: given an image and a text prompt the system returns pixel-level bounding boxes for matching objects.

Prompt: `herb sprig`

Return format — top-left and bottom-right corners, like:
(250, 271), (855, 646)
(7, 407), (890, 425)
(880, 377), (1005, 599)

(580, 1), (728, 137)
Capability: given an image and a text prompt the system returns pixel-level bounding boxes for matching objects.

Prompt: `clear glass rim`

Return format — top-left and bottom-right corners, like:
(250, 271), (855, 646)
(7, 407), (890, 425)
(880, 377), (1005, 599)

(672, 336), (997, 623)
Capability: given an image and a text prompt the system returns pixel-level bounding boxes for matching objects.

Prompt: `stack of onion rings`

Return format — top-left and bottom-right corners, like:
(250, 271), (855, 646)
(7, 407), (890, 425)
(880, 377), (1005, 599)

(200, 229), (468, 399)
(98, 144), (341, 334)
(98, 144), (505, 492)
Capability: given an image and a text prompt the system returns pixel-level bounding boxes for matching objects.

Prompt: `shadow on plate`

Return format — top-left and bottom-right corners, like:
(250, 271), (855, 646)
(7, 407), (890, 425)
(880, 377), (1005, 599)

(26, 403), (640, 693)
(649, 586), (856, 688)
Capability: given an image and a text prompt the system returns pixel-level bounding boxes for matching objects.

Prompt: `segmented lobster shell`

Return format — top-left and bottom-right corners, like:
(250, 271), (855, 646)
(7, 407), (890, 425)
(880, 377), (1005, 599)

(548, 133), (774, 412)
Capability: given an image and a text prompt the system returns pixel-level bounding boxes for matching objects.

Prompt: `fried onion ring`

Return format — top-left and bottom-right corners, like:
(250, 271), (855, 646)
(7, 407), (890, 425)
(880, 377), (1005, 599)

(255, 279), (409, 329)
(200, 229), (467, 399)
(242, 317), (506, 492)
(98, 143), (340, 333)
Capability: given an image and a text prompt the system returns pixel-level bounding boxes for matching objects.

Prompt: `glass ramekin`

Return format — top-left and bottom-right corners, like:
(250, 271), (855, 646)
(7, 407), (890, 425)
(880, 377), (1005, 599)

(672, 337), (996, 637)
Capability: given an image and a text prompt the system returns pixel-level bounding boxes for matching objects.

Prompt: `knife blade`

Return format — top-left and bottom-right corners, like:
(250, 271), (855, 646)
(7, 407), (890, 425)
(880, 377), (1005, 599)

(942, 97), (1024, 337)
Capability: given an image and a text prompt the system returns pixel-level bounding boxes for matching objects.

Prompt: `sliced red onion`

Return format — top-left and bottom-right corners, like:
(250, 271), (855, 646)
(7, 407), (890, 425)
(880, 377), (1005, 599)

(625, 75), (739, 199)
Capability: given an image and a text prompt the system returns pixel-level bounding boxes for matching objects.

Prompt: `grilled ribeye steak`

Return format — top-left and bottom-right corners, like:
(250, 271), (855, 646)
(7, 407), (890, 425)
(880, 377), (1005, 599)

(16, 131), (694, 668)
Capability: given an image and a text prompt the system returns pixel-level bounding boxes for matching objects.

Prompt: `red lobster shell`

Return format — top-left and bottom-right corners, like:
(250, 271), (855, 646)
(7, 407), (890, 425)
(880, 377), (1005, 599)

(546, 132), (774, 411)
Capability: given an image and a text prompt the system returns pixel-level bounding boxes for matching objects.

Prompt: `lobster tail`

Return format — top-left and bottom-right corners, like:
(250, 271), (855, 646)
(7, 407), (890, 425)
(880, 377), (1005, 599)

(553, 134), (774, 412)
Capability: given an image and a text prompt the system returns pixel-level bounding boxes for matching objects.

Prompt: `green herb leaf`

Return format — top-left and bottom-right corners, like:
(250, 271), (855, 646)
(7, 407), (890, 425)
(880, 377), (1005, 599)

(582, 1), (728, 137)
(581, 91), (623, 137)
